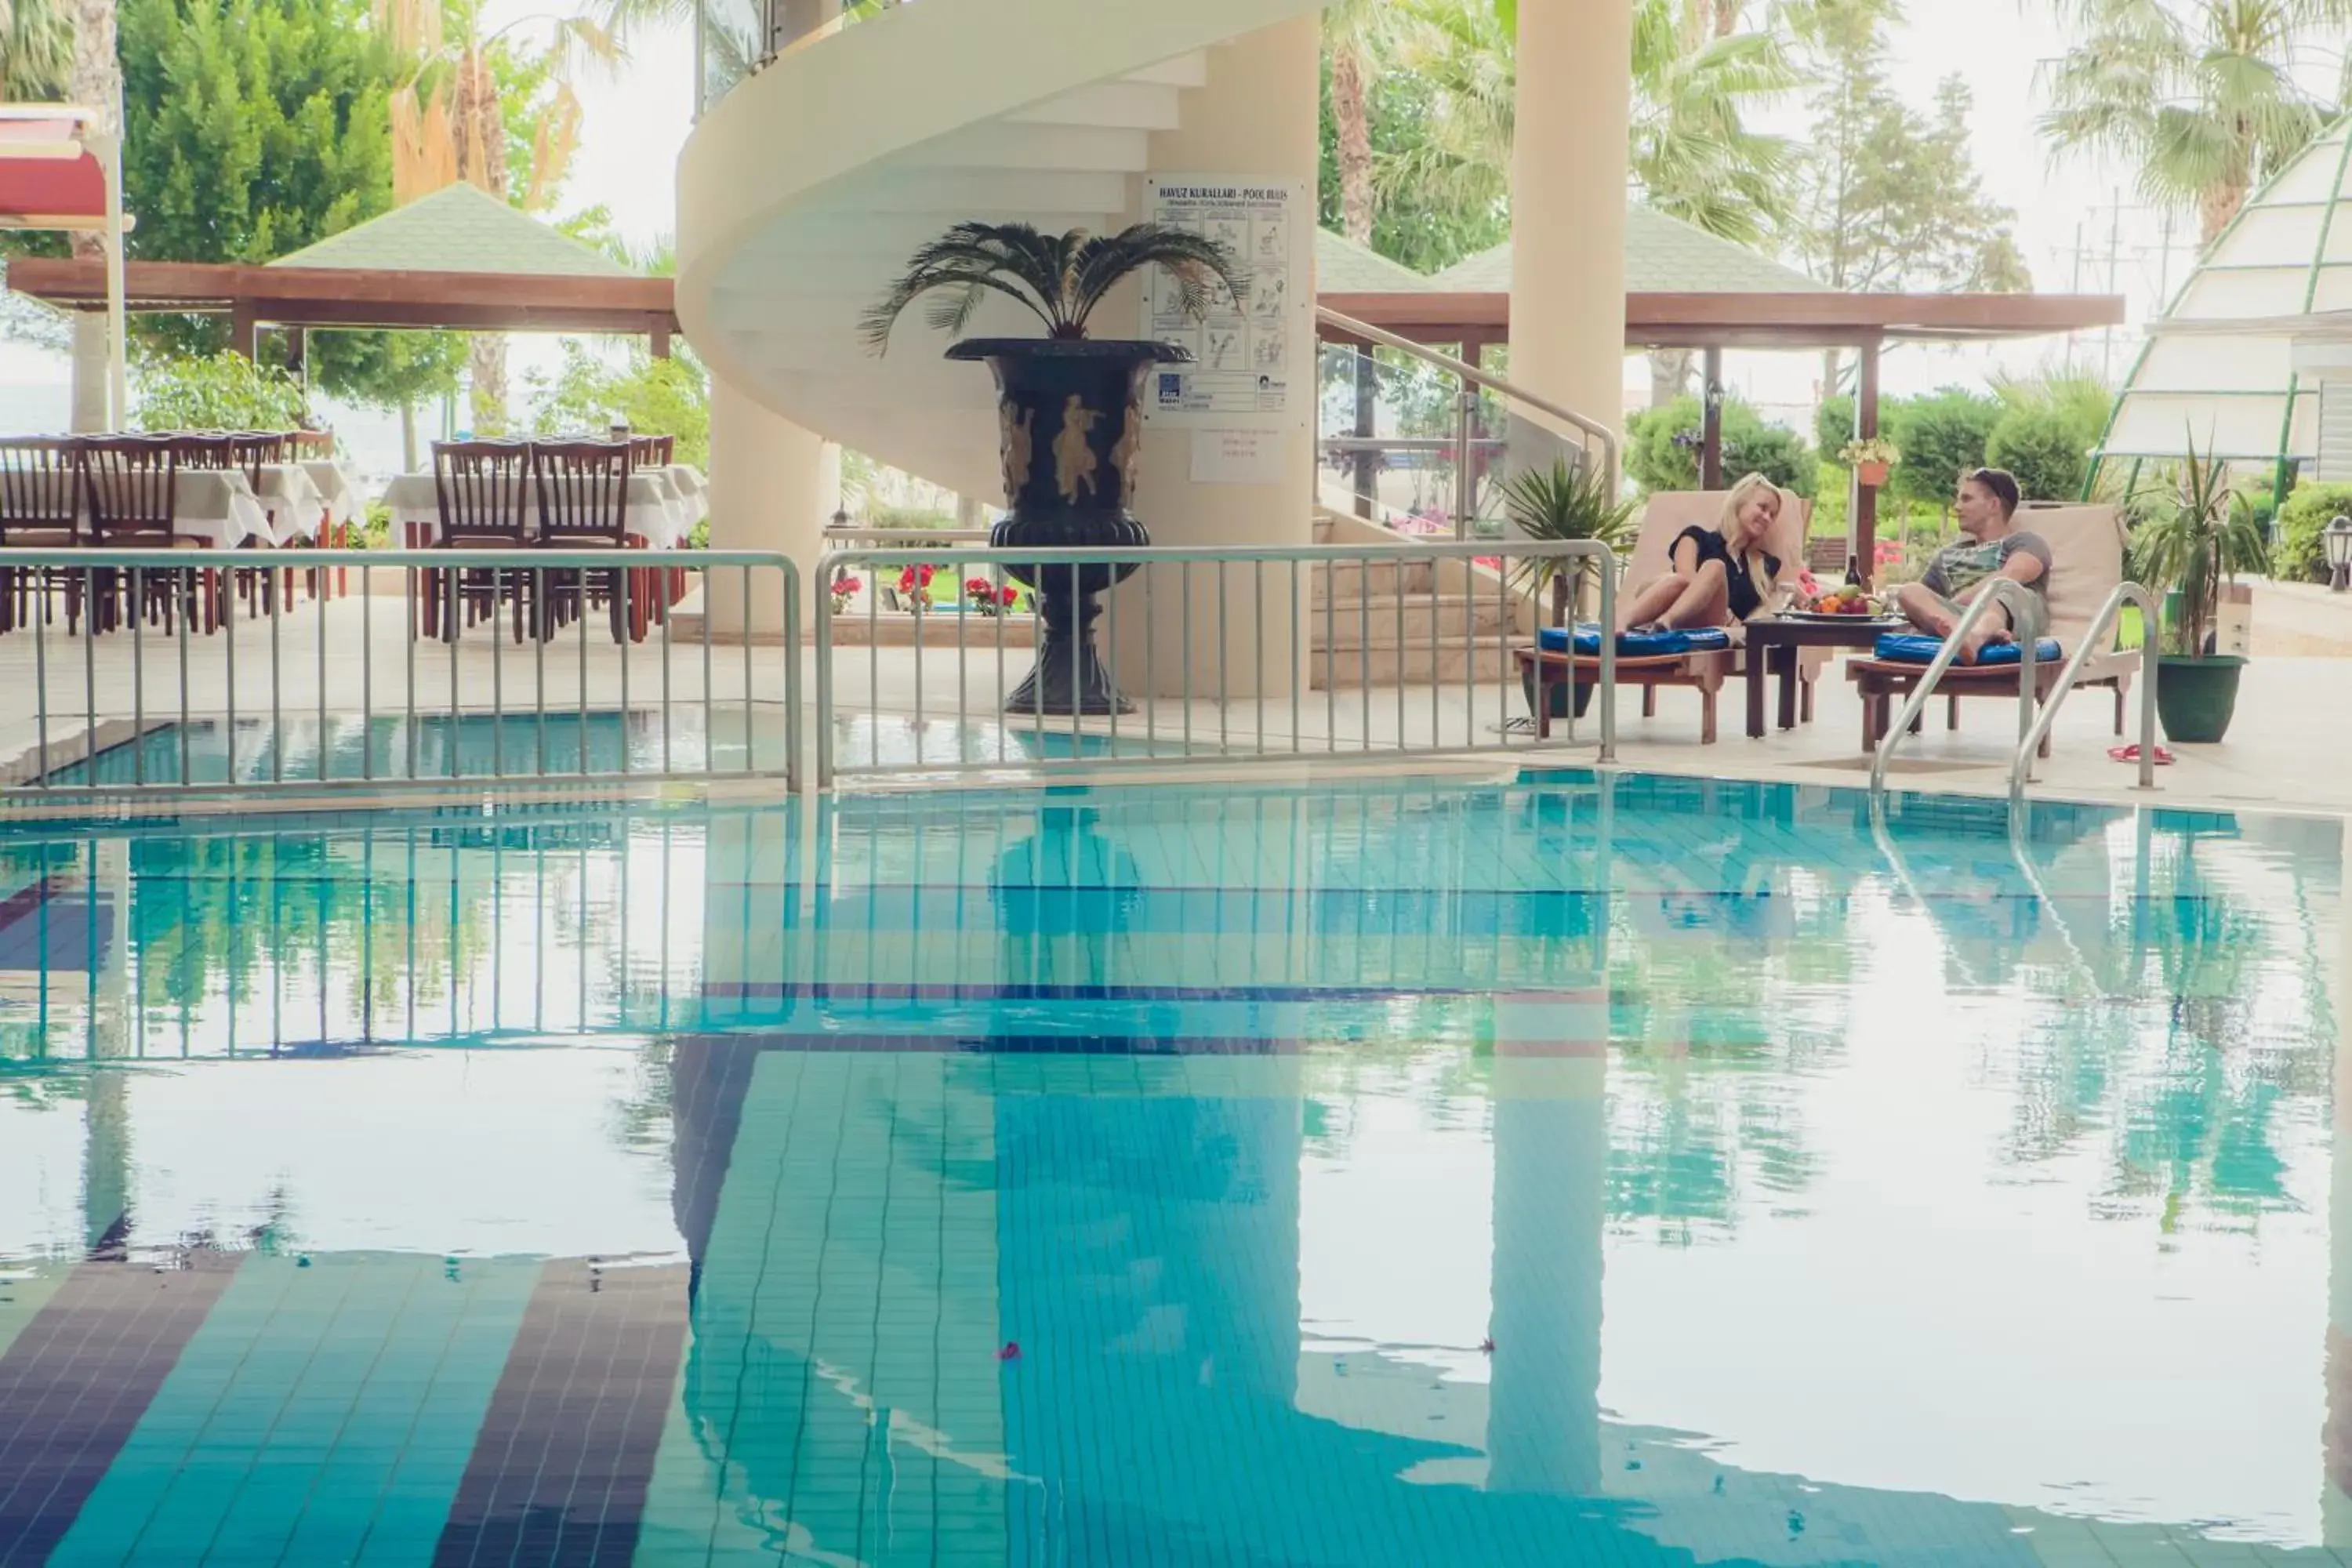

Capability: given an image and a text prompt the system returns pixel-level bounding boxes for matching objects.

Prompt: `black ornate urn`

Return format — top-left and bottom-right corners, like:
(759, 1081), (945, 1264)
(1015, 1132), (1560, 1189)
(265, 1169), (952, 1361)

(946, 337), (1191, 717)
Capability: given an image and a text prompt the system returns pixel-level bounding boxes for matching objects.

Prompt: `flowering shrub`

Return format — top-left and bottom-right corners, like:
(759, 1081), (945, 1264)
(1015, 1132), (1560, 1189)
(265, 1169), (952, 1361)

(828, 573), (861, 613)
(967, 577), (1015, 617)
(897, 563), (936, 611)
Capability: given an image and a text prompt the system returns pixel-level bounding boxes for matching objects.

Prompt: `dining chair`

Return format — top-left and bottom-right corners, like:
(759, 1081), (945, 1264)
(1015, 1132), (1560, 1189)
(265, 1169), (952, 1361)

(428, 439), (534, 642)
(530, 439), (636, 641)
(0, 437), (82, 635)
(81, 434), (201, 633)
(175, 432), (287, 618)
(627, 434), (674, 468)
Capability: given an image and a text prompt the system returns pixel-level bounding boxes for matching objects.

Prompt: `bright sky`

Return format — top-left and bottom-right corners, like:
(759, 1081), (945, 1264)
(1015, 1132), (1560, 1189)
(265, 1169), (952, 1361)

(0, 5), (2328, 462)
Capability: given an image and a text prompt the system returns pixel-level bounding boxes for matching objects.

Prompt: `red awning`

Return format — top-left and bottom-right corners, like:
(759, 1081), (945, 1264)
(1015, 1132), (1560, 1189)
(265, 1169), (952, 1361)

(0, 108), (113, 230)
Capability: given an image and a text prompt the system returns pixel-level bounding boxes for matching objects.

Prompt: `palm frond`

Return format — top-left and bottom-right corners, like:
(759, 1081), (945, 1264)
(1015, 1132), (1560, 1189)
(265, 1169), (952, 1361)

(862, 221), (1243, 351)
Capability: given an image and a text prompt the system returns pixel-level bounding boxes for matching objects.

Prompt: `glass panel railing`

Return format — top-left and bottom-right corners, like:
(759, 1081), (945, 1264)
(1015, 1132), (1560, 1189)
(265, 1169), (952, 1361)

(1316, 341), (1508, 537)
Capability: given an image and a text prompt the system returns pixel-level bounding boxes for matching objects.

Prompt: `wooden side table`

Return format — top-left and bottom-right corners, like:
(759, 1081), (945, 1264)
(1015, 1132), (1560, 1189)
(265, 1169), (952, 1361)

(1742, 616), (1905, 739)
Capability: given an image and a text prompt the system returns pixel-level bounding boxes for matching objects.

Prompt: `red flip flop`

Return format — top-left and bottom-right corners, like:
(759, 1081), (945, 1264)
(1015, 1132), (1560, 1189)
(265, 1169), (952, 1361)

(2108, 742), (2175, 766)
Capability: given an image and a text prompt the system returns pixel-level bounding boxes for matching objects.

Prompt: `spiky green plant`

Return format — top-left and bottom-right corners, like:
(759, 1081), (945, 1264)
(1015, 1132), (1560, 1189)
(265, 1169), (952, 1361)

(860, 222), (1247, 352)
(1500, 456), (1639, 622)
(2128, 431), (2270, 658)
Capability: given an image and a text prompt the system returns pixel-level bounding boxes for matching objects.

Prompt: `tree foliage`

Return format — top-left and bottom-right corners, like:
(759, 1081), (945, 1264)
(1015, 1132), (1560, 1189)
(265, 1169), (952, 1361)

(1886, 387), (2002, 510)
(2038, 0), (2352, 245)
(132, 350), (310, 430)
(528, 342), (708, 470)
(1627, 394), (1816, 496)
(116, 0), (463, 407)
(1787, 0), (2028, 307)
(1983, 370), (2114, 503)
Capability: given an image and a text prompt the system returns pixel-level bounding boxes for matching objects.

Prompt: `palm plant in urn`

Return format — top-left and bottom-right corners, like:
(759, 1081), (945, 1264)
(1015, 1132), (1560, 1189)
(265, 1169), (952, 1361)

(863, 222), (1247, 715)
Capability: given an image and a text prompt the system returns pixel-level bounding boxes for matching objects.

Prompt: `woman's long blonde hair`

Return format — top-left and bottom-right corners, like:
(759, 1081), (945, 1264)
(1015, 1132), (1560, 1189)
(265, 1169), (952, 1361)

(1715, 472), (1783, 609)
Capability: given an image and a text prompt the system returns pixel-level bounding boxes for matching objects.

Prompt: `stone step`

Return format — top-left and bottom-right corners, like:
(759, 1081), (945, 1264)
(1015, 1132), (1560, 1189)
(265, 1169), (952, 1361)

(1311, 594), (1511, 648)
(1309, 557), (1440, 601)
(1312, 637), (1519, 691)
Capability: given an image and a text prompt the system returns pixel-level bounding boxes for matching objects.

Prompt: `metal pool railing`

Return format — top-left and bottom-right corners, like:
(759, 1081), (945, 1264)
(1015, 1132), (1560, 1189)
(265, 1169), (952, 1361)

(0, 546), (801, 797)
(815, 540), (1618, 786)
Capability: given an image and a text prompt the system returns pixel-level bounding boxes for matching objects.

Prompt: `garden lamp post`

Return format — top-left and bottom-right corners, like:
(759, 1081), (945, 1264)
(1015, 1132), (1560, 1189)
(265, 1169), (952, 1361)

(2327, 515), (2352, 592)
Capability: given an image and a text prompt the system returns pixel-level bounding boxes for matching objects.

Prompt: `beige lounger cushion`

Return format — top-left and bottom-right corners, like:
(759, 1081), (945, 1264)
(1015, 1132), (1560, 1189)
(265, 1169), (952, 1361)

(2015, 502), (2135, 684)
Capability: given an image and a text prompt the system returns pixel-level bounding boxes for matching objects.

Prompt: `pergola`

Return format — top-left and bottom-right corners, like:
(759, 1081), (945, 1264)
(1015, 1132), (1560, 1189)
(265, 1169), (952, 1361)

(8, 182), (680, 372)
(1315, 217), (2126, 581)
(0, 105), (129, 426)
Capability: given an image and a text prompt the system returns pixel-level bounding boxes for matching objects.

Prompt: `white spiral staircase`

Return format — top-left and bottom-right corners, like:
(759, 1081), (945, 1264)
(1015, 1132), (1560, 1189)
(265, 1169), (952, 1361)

(675, 0), (1327, 501)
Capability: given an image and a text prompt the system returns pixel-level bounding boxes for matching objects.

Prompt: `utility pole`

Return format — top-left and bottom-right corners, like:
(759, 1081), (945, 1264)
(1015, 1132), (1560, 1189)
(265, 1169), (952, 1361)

(2103, 187), (2124, 383)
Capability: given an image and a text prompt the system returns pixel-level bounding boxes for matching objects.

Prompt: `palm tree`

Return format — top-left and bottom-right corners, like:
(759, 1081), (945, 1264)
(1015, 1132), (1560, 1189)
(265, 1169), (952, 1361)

(1379, 0), (1796, 406)
(375, 0), (614, 430)
(1326, 0), (1399, 246)
(2039, 0), (2352, 246)
(861, 222), (1247, 351)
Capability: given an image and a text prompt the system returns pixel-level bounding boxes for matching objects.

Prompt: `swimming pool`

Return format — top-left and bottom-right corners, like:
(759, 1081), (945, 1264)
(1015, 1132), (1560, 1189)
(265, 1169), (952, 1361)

(0, 772), (2339, 1566)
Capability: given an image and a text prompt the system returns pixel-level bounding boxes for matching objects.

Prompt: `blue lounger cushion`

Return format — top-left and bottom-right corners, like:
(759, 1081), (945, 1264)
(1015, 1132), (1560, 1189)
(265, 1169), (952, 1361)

(1873, 633), (2063, 666)
(1538, 625), (1733, 658)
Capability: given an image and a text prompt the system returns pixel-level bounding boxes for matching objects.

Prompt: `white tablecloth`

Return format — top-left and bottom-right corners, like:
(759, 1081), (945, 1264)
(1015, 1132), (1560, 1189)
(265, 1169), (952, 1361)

(380, 470), (689, 548)
(284, 460), (365, 529)
(166, 471), (282, 550)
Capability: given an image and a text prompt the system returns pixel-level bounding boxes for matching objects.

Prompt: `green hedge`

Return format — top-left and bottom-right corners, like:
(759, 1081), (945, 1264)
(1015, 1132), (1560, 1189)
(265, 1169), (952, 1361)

(2276, 483), (2352, 583)
(1627, 395), (1814, 497)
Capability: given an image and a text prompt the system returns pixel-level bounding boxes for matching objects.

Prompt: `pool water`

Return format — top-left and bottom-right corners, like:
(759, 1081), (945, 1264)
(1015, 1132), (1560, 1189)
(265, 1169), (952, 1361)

(35, 711), (1168, 788)
(0, 773), (2340, 1566)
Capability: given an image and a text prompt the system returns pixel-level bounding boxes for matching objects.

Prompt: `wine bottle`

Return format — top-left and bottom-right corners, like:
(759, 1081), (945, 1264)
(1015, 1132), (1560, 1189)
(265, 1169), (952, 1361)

(1843, 554), (1862, 587)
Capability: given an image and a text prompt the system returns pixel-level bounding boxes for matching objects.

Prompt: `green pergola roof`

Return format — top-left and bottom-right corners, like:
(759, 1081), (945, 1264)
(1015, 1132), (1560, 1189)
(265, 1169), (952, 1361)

(267, 182), (632, 278)
(1314, 229), (1436, 293)
(1341, 207), (1828, 295)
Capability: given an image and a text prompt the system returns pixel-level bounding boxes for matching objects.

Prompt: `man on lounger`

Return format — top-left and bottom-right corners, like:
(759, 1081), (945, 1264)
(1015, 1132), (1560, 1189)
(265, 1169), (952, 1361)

(1893, 467), (2053, 664)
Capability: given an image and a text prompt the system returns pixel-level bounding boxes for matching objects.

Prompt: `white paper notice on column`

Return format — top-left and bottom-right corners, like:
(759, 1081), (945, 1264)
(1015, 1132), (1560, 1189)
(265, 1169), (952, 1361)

(1139, 176), (1314, 437)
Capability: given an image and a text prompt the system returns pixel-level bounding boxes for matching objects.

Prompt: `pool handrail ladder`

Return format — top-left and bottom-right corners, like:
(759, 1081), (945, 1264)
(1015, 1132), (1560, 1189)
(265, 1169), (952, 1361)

(1866, 579), (2042, 797)
(2010, 580), (2161, 800)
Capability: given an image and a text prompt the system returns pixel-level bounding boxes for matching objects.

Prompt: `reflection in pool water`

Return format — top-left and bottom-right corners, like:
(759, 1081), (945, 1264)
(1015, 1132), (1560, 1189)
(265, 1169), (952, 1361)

(0, 775), (2340, 1566)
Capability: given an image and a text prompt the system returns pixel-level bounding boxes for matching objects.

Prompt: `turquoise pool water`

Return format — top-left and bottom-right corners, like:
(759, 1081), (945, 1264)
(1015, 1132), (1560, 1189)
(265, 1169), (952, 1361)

(0, 773), (2340, 1566)
(35, 711), (1160, 787)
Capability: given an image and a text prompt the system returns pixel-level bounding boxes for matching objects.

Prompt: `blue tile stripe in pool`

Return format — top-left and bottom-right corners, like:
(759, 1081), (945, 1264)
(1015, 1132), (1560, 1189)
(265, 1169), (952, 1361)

(0, 1251), (244, 1566)
(42, 1253), (539, 1568)
(430, 1261), (690, 1568)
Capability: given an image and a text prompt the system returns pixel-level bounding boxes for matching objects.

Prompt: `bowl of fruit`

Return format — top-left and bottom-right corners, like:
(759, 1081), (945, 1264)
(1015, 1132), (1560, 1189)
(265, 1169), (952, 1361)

(1798, 584), (1889, 619)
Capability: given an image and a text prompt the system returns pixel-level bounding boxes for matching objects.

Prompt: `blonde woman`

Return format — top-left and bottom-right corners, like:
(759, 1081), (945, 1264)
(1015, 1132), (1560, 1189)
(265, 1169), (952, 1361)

(1617, 473), (1788, 636)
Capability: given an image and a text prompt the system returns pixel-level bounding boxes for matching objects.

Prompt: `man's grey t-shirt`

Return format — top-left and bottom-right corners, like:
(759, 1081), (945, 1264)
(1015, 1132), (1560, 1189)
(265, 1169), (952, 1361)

(1922, 530), (2053, 614)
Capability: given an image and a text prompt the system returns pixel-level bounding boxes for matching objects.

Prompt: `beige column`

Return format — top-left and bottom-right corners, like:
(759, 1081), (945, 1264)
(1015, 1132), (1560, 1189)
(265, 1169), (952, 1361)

(1507, 0), (1633, 434)
(1110, 17), (1319, 700)
(704, 372), (836, 637)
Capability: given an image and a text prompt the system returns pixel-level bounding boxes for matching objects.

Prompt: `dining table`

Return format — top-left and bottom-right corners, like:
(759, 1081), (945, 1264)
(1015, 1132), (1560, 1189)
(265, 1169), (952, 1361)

(376, 464), (710, 641)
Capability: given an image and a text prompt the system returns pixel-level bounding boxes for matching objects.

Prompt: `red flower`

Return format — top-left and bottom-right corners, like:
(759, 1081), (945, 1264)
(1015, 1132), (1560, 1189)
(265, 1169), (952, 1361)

(966, 577), (993, 595)
(830, 574), (860, 595)
(1000, 585), (1019, 605)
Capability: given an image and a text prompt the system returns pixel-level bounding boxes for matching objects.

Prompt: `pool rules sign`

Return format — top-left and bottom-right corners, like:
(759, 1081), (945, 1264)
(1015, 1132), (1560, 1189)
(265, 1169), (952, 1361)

(1140, 176), (1313, 481)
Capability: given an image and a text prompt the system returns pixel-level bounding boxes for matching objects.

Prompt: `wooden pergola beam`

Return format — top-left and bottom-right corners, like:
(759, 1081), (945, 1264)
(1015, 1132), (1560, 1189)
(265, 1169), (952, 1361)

(6, 257), (683, 339)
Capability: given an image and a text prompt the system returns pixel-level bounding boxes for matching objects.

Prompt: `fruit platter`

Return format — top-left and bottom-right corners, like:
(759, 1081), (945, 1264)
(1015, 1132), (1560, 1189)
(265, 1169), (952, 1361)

(1782, 583), (1900, 622)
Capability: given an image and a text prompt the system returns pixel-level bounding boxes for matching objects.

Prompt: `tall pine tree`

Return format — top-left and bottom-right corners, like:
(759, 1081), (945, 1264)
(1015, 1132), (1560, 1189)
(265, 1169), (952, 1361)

(117, 0), (463, 412)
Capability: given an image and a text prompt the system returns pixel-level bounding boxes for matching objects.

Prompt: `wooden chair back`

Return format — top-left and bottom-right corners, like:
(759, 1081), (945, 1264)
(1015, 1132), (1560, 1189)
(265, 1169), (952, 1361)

(531, 440), (632, 546)
(431, 440), (532, 545)
(628, 434), (674, 468)
(80, 435), (180, 543)
(0, 437), (81, 543)
(1625, 489), (1813, 592)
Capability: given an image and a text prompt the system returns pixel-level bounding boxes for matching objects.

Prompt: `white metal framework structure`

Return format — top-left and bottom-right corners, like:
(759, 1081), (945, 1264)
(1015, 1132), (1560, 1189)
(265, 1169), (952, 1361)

(2100, 117), (2352, 498)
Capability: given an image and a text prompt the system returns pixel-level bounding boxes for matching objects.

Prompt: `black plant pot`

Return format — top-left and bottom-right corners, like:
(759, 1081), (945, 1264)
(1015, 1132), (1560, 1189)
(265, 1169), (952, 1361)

(946, 337), (1190, 717)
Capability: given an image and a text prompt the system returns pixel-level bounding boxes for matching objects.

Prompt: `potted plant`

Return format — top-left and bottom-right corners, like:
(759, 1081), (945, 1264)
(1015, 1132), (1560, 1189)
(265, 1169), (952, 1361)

(1840, 436), (1900, 489)
(863, 221), (1246, 715)
(1501, 456), (1638, 722)
(2128, 436), (2268, 744)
